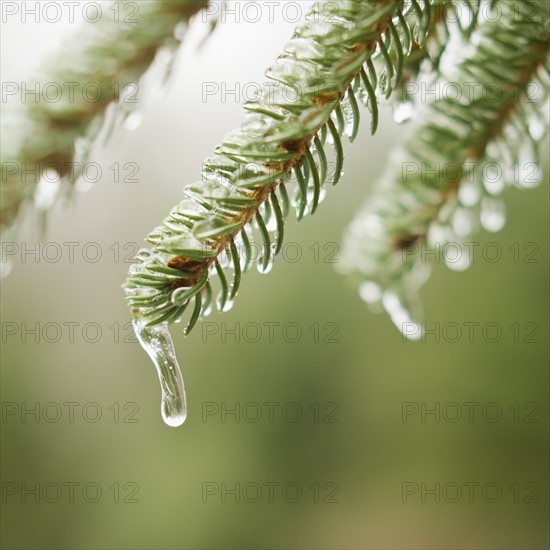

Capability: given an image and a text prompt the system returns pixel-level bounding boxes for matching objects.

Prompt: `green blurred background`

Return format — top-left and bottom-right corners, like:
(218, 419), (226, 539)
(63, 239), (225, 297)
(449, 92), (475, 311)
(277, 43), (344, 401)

(1, 2), (548, 548)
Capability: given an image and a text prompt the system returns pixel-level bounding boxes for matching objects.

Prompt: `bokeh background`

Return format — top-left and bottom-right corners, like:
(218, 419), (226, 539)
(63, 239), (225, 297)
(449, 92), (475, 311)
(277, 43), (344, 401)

(1, 2), (549, 548)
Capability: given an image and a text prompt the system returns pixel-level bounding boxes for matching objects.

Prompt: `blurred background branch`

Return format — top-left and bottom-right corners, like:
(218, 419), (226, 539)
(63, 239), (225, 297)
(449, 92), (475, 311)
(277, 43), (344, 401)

(1, 0), (208, 238)
(338, 0), (549, 335)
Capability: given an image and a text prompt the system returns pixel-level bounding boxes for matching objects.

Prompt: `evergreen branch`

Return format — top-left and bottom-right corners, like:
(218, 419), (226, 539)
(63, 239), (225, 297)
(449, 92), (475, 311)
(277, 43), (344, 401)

(0, 0), (208, 236)
(392, 0), (481, 122)
(125, 0), (436, 337)
(125, 0), (438, 426)
(338, 0), (550, 335)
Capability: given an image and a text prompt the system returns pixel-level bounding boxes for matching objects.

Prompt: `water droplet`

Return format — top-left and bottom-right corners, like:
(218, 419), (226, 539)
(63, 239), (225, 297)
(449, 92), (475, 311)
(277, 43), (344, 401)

(124, 111), (143, 131)
(480, 199), (506, 233)
(133, 321), (187, 427)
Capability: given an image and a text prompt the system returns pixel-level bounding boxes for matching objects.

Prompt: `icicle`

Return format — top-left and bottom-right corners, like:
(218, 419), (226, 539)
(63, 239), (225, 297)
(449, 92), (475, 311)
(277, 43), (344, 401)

(133, 320), (187, 427)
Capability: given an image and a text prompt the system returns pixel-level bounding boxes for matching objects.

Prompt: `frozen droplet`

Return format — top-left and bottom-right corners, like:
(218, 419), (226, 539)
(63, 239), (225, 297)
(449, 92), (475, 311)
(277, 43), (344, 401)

(399, 320), (423, 340)
(306, 188), (321, 206)
(222, 299), (234, 312)
(265, 214), (277, 232)
(133, 321), (187, 427)
(34, 170), (60, 210)
(119, 82), (139, 103)
(528, 115), (545, 141)
(124, 111), (143, 131)
(518, 140), (536, 167)
(359, 213), (384, 239)
(151, 47), (177, 98)
(174, 21), (188, 41)
(216, 293), (234, 312)
(172, 286), (193, 306)
(359, 281), (381, 304)
(483, 177), (505, 196)
(342, 102), (355, 138)
(427, 223), (450, 247)
(128, 287), (160, 301)
(382, 291), (422, 340)
(393, 101), (414, 124)
(483, 165), (505, 195)
(452, 208), (473, 237)
(257, 254), (274, 274)
(480, 199), (506, 233)
(445, 243), (472, 272)
(134, 249), (152, 263)
(74, 136), (92, 165)
(458, 181), (481, 207)
(129, 263), (145, 275)
(378, 72), (389, 98)
(291, 194), (310, 216)
(515, 153), (541, 189)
